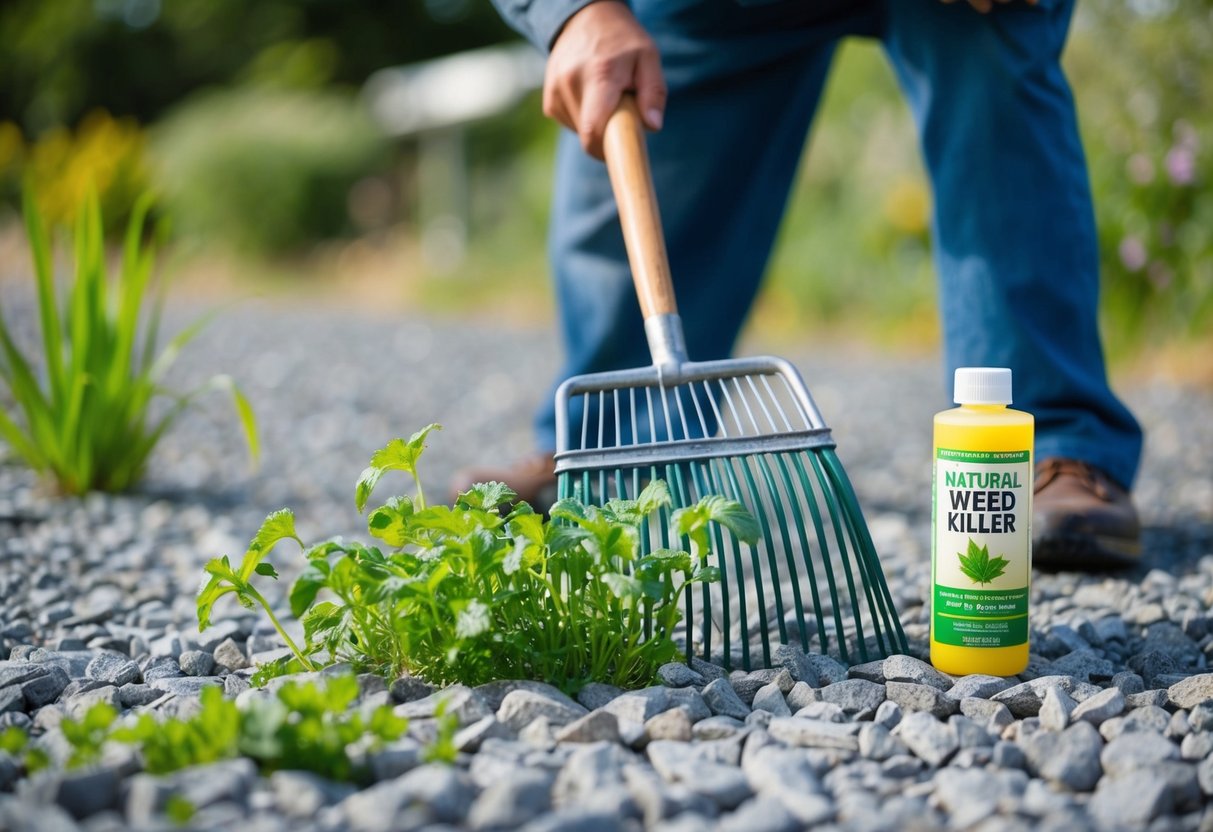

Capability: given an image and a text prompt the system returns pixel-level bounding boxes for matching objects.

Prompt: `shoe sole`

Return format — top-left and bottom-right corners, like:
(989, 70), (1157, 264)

(1033, 532), (1142, 571)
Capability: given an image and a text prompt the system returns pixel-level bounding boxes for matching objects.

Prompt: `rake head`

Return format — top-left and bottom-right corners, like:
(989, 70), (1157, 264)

(554, 355), (908, 670)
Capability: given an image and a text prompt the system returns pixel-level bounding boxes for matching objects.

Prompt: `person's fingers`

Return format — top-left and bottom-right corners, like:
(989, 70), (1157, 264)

(633, 47), (667, 131)
(542, 68), (577, 134)
(578, 56), (633, 158)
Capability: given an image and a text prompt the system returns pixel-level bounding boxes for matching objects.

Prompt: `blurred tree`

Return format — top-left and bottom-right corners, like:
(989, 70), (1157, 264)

(0, 0), (514, 135)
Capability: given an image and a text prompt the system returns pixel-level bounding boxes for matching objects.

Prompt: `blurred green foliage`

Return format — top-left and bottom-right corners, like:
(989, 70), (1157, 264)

(151, 88), (389, 254)
(0, 0), (1207, 355)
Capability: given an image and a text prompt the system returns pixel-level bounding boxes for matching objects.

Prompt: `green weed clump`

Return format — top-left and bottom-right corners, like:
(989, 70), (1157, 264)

(0, 189), (258, 494)
(3, 676), (408, 786)
(199, 425), (758, 693)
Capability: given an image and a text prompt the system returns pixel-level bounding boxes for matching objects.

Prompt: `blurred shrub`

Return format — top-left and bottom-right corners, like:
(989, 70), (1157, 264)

(150, 87), (390, 255)
(1067, 0), (1213, 351)
(0, 110), (149, 233)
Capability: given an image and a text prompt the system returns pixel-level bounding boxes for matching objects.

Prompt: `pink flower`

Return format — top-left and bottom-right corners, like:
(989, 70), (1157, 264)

(1118, 236), (1147, 272)
(1166, 146), (1196, 186)
(1147, 261), (1173, 290)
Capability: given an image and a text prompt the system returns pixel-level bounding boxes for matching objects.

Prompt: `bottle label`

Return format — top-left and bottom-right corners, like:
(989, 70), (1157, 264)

(932, 448), (1031, 648)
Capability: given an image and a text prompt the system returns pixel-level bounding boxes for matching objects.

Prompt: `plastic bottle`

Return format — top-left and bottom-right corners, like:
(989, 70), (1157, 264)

(931, 367), (1033, 676)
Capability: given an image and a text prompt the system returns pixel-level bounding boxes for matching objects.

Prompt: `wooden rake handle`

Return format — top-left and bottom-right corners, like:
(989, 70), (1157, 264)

(603, 95), (678, 319)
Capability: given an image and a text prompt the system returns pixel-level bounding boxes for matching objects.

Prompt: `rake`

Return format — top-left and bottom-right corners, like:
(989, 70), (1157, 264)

(553, 98), (907, 670)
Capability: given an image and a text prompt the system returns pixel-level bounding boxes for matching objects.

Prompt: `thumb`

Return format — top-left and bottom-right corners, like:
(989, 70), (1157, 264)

(633, 48), (667, 131)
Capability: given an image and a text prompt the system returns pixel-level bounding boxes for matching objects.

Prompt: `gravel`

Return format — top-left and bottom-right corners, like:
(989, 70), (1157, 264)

(1, 298), (1212, 830)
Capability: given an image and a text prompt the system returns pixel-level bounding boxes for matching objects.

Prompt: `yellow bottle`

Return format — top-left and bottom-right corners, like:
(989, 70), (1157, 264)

(931, 367), (1033, 677)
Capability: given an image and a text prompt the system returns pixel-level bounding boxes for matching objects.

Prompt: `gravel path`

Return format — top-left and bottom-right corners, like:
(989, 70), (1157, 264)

(2, 298), (1212, 832)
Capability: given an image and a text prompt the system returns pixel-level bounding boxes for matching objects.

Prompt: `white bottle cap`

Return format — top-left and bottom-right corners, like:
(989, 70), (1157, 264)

(954, 367), (1012, 405)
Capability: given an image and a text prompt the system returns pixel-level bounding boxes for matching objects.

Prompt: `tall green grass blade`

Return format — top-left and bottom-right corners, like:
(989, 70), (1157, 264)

(22, 189), (65, 409)
(213, 375), (261, 467)
(0, 408), (44, 469)
(108, 193), (155, 398)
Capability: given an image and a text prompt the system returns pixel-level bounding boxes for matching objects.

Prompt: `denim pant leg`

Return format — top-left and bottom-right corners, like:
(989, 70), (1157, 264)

(881, 0), (1143, 488)
(534, 16), (841, 451)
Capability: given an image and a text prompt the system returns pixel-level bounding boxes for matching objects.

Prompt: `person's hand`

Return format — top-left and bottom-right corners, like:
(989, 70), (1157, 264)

(942, 0), (1037, 13)
(543, 0), (666, 159)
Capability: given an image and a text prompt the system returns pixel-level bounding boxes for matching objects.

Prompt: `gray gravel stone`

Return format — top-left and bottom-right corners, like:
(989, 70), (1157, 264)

(1071, 686), (1125, 726)
(645, 708), (694, 743)
(992, 676), (1080, 717)
(740, 746), (832, 825)
(702, 679), (750, 721)
(1039, 686), (1077, 731)
(1170, 674), (1213, 710)
(569, 683), (620, 713)
(786, 682), (819, 712)
(819, 679), (885, 717)
(804, 654), (848, 686)
(883, 655), (953, 691)
(885, 681), (958, 719)
(715, 797), (800, 832)
(647, 741), (752, 810)
(602, 686), (669, 725)
(946, 674), (1014, 701)
(146, 676), (221, 696)
(933, 767), (1028, 828)
(894, 712), (958, 767)
(770, 644), (816, 685)
(656, 663), (704, 688)
(555, 710), (621, 745)
(858, 723), (903, 762)
(664, 688), (710, 723)
(1022, 720), (1104, 791)
(269, 770), (355, 818)
(389, 675), (434, 704)
(398, 684), (494, 725)
(750, 683), (790, 717)
(84, 654), (139, 687)
(1101, 730), (1179, 778)
(340, 764), (475, 830)
(19, 666), (70, 709)
(468, 768), (554, 830)
(177, 650), (214, 677)
(1089, 771), (1173, 829)
(212, 638), (249, 670)
(767, 717), (860, 751)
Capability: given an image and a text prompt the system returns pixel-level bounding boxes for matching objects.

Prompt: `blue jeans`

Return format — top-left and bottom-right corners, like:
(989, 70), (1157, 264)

(535, 0), (1143, 490)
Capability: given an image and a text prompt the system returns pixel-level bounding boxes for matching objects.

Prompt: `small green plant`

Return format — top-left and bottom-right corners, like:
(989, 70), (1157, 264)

(0, 188), (258, 495)
(199, 424), (758, 692)
(15, 676), (408, 786)
(957, 539), (1009, 586)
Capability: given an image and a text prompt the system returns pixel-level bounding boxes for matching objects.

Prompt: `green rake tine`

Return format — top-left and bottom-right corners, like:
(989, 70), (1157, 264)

(806, 450), (869, 663)
(791, 452), (848, 660)
(664, 460), (699, 664)
(752, 453), (800, 651)
(823, 449), (907, 653)
(696, 456), (746, 670)
(768, 451), (818, 653)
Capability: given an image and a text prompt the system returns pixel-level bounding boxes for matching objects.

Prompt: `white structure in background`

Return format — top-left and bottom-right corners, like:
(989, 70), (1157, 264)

(363, 43), (545, 271)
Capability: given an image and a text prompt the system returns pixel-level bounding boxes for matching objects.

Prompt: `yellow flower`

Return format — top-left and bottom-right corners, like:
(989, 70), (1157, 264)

(883, 176), (931, 236)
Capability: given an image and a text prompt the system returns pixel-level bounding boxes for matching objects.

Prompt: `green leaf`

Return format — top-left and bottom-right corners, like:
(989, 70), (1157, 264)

(956, 538), (1009, 586)
(356, 424), (441, 513)
(240, 509), (301, 581)
(290, 560), (331, 618)
(456, 481), (517, 511)
(254, 563), (279, 579)
(367, 496), (415, 547)
(196, 564), (240, 632)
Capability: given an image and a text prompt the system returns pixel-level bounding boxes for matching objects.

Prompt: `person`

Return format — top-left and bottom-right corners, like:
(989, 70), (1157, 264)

(456, 0), (1144, 568)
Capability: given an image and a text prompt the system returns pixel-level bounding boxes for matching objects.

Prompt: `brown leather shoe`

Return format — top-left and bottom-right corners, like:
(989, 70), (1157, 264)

(1033, 457), (1141, 569)
(448, 452), (558, 510)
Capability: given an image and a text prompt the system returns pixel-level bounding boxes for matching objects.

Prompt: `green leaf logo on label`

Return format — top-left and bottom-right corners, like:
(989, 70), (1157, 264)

(957, 538), (1010, 586)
